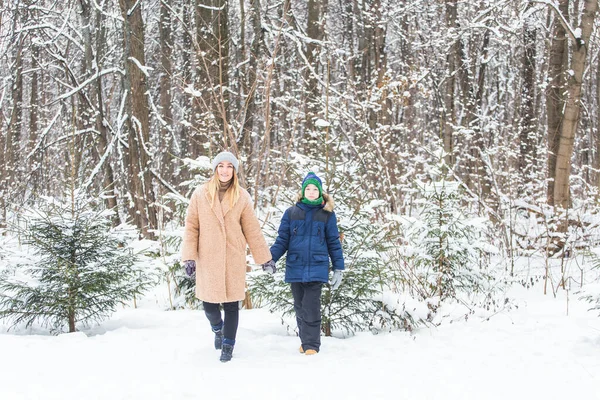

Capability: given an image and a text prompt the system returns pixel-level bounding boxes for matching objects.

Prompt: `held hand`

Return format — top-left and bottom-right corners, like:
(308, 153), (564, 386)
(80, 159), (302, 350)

(329, 270), (343, 290)
(262, 260), (276, 274)
(184, 260), (196, 277)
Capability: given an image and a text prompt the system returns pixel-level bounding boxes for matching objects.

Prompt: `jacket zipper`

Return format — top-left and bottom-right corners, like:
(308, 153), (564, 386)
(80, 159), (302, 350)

(307, 210), (313, 282)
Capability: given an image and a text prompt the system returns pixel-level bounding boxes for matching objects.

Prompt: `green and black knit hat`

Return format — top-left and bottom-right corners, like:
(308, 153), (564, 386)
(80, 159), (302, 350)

(302, 172), (323, 195)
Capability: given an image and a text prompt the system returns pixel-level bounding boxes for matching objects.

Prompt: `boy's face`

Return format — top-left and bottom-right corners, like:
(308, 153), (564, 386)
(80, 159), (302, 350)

(304, 184), (320, 201)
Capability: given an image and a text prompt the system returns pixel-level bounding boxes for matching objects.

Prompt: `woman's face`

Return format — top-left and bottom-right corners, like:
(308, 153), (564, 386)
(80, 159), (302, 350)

(304, 184), (320, 201)
(217, 162), (234, 183)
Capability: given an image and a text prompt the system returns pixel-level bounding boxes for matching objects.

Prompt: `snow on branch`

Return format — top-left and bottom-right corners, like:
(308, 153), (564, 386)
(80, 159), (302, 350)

(26, 108), (62, 160)
(54, 67), (124, 103)
(17, 23), (84, 52)
(128, 57), (153, 77)
(127, 0), (142, 17)
(82, 128), (119, 191)
(532, 0), (580, 44)
(196, 3), (226, 11)
(92, 0), (124, 22)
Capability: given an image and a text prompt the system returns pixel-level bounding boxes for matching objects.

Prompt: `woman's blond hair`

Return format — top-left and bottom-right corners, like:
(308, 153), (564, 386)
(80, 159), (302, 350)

(207, 170), (240, 208)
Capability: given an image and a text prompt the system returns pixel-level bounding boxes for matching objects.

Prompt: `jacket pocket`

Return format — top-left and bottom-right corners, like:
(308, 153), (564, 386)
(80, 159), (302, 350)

(312, 254), (328, 263)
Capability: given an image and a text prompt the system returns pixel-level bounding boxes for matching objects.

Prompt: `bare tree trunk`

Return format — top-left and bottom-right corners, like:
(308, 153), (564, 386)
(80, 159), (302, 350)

(373, 0), (389, 127)
(119, 0), (157, 238)
(304, 0), (326, 135)
(29, 41), (40, 193)
(554, 0), (598, 211)
(519, 11), (537, 197)
(214, 0), (230, 146)
(371, 0), (396, 212)
(596, 50), (600, 193)
(5, 35), (24, 194)
(78, 0), (119, 223)
(94, 2), (119, 224)
(181, 0), (194, 161)
(546, 0), (569, 206)
(442, 0), (458, 169)
(193, 0), (218, 155)
(469, 31), (494, 202)
(159, 0), (174, 178)
(240, 0), (262, 155)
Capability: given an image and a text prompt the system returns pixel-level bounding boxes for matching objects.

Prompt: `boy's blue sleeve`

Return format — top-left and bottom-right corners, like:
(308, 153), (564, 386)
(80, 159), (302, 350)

(325, 211), (344, 270)
(270, 209), (291, 263)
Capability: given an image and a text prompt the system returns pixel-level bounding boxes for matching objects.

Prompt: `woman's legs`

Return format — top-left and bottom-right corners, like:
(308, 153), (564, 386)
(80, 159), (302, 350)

(203, 301), (239, 341)
(221, 301), (240, 342)
(203, 301), (223, 330)
(203, 301), (239, 361)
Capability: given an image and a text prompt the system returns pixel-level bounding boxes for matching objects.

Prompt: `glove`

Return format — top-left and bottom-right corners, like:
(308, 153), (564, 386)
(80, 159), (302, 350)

(184, 260), (196, 277)
(262, 260), (276, 274)
(329, 270), (343, 290)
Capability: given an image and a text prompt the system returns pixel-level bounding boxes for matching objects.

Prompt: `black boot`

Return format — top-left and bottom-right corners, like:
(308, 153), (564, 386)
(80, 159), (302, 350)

(213, 329), (223, 350)
(211, 322), (224, 350)
(220, 343), (234, 362)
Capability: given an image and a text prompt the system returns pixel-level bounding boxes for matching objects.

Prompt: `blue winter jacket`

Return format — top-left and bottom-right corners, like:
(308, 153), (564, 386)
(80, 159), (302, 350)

(270, 193), (344, 283)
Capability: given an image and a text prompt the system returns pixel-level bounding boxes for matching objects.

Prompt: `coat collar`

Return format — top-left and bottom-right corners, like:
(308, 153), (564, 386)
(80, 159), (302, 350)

(204, 188), (233, 224)
(295, 191), (335, 212)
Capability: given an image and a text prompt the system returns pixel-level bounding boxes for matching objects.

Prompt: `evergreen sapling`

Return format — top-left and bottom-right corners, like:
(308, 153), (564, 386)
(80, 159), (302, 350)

(0, 194), (153, 333)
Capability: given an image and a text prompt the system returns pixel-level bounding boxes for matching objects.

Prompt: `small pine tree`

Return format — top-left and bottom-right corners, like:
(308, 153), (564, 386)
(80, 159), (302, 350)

(0, 193), (153, 333)
(400, 180), (499, 308)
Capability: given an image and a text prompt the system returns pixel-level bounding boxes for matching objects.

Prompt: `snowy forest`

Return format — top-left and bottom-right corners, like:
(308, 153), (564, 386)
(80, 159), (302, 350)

(1, 0), (600, 337)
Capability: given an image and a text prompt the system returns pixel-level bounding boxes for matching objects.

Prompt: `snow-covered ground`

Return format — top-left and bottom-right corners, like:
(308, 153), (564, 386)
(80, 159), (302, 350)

(1, 283), (599, 400)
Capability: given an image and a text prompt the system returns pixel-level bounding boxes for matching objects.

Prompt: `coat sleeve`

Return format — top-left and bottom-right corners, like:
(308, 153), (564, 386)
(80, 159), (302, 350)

(181, 190), (200, 262)
(240, 196), (272, 265)
(325, 211), (344, 271)
(269, 208), (291, 263)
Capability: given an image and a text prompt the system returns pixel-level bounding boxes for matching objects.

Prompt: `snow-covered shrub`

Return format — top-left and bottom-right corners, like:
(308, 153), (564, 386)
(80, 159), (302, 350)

(578, 249), (600, 316)
(394, 180), (504, 314)
(0, 193), (155, 333)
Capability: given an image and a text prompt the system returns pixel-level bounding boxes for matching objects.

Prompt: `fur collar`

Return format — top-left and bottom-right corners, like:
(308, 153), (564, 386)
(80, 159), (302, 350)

(295, 192), (334, 212)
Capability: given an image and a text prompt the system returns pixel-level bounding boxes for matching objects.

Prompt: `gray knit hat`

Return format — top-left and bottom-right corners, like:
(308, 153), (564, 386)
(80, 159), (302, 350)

(212, 151), (239, 172)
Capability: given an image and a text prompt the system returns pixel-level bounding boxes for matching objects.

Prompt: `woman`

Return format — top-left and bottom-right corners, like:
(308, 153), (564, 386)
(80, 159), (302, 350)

(181, 151), (274, 362)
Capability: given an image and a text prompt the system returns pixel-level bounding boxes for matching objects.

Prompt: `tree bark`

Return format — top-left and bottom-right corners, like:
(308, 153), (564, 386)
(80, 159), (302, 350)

(554, 0), (598, 210)
(119, 0), (157, 238)
(5, 35), (24, 192)
(469, 31), (494, 202)
(180, 0), (194, 162)
(442, 0), (458, 169)
(159, 0), (174, 177)
(214, 0), (230, 146)
(240, 0), (262, 156)
(546, 0), (569, 206)
(519, 11), (537, 196)
(29, 41), (40, 192)
(304, 0), (326, 135)
(94, 2), (119, 224)
(596, 47), (600, 193)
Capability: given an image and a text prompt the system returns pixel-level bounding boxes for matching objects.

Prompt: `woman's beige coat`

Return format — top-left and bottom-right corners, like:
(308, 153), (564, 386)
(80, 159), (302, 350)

(181, 184), (271, 303)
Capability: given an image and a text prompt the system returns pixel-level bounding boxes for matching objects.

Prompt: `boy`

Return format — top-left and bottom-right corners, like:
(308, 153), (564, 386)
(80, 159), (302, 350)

(267, 172), (344, 354)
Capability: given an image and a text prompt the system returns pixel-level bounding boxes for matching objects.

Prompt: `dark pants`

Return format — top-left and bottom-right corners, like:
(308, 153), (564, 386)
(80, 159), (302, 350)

(203, 301), (239, 341)
(291, 282), (323, 352)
